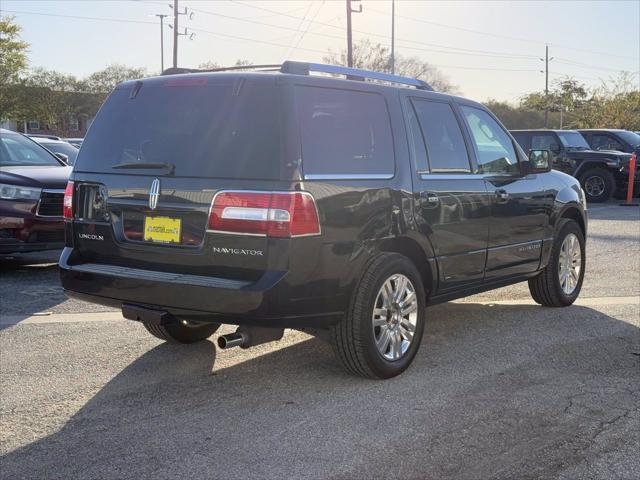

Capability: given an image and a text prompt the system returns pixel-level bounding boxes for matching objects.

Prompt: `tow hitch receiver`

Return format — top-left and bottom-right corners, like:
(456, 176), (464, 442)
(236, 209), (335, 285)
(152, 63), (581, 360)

(218, 326), (284, 350)
(122, 304), (177, 326)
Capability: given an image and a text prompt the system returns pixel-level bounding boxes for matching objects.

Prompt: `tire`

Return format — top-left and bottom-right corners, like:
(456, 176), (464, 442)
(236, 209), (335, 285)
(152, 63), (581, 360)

(579, 168), (614, 203)
(143, 320), (220, 344)
(529, 219), (585, 307)
(330, 253), (427, 379)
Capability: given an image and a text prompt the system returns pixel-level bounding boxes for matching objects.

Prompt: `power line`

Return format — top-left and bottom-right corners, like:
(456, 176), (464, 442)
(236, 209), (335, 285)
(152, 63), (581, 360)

(555, 58), (636, 73)
(224, 0), (540, 60)
(365, 4), (637, 61)
(289, 1), (326, 57)
(2, 9), (157, 25)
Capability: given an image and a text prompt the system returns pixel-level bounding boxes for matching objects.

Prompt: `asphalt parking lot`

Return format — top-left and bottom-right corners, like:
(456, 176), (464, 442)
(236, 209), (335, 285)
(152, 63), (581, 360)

(1, 202), (639, 480)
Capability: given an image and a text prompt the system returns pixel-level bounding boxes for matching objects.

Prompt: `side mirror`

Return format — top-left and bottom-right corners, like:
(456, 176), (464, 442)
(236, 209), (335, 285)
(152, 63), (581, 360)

(528, 149), (551, 173)
(55, 152), (69, 164)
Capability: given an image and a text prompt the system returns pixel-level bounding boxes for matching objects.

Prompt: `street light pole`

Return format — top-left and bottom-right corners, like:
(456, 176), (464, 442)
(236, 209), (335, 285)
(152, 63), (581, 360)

(155, 14), (168, 72)
(390, 0), (395, 74)
(173, 0), (179, 68)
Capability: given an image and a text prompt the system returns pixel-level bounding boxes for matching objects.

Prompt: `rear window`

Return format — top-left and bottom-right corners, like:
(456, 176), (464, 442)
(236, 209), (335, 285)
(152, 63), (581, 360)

(75, 78), (281, 179)
(0, 132), (61, 167)
(295, 86), (394, 179)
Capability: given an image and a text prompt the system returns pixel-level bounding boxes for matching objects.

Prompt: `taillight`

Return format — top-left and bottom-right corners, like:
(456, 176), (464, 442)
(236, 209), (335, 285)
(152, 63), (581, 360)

(63, 181), (74, 219)
(208, 191), (320, 238)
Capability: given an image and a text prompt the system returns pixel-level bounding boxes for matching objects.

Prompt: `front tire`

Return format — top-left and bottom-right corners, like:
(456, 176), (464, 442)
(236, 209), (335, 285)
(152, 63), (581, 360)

(143, 320), (220, 344)
(331, 253), (426, 379)
(529, 219), (585, 307)
(579, 168), (614, 203)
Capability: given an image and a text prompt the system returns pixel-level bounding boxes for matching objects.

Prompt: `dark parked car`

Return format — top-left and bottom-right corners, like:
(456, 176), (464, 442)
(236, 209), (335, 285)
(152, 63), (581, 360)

(511, 129), (635, 202)
(578, 129), (640, 155)
(0, 129), (72, 254)
(60, 62), (587, 379)
(29, 136), (80, 165)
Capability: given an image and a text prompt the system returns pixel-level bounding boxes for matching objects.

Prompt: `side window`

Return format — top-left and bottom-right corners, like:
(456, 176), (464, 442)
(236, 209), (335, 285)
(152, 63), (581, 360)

(532, 133), (560, 153)
(405, 101), (429, 172)
(511, 133), (530, 151)
(460, 105), (519, 175)
(295, 86), (394, 178)
(411, 99), (471, 173)
(592, 134), (622, 151)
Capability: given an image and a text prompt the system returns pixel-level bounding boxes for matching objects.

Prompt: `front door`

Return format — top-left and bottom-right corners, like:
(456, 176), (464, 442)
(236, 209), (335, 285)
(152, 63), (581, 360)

(405, 97), (491, 292)
(458, 105), (547, 279)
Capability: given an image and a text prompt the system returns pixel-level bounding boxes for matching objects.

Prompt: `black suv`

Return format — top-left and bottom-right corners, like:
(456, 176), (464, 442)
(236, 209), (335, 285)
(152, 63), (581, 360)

(60, 62), (587, 379)
(578, 129), (640, 155)
(511, 129), (634, 202)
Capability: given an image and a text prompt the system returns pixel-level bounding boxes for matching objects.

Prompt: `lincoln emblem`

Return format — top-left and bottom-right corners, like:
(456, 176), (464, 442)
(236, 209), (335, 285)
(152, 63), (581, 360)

(149, 178), (160, 210)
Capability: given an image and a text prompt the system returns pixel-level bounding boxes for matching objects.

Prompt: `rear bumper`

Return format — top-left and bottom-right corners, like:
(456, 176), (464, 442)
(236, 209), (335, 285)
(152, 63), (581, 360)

(59, 248), (342, 329)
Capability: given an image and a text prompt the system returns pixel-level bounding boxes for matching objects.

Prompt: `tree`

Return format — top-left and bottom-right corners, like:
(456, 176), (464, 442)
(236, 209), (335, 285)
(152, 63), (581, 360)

(197, 59), (252, 70)
(83, 64), (147, 94)
(323, 39), (459, 93)
(0, 15), (29, 119)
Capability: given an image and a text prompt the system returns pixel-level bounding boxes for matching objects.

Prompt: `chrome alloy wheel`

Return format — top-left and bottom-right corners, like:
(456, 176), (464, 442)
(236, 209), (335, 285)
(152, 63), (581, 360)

(558, 233), (582, 295)
(584, 175), (605, 198)
(372, 274), (419, 361)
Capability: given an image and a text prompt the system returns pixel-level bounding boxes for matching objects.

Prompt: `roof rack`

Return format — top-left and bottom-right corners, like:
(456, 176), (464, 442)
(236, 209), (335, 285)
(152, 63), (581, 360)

(281, 61), (433, 91)
(161, 64), (281, 76)
(160, 61), (434, 91)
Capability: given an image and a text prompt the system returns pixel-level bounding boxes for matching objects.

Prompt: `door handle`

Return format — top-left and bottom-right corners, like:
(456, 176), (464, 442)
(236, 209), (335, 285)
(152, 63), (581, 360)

(420, 191), (439, 206)
(495, 189), (509, 203)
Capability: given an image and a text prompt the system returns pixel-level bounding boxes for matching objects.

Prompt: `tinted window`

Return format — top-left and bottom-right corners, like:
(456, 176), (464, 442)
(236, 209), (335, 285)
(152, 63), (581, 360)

(511, 132), (530, 151)
(405, 101), (429, 172)
(591, 134), (623, 151)
(76, 79), (281, 179)
(556, 131), (589, 149)
(295, 86), (394, 178)
(532, 133), (560, 152)
(411, 100), (470, 173)
(40, 142), (79, 165)
(460, 106), (518, 175)
(0, 132), (61, 167)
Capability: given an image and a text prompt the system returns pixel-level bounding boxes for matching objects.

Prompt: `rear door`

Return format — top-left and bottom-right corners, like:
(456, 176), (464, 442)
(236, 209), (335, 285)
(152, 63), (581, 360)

(404, 97), (490, 292)
(70, 75), (287, 283)
(458, 104), (547, 279)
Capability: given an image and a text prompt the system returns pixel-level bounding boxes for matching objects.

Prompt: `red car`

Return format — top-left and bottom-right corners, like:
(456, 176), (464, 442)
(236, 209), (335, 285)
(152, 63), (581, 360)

(0, 129), (72, 254)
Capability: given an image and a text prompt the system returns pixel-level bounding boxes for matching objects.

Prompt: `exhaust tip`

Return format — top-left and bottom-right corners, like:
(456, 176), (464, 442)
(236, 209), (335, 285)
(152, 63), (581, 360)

(217, 332), (245, 349)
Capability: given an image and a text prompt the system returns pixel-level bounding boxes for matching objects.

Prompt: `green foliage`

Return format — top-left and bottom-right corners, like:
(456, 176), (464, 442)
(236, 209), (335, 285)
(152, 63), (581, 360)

(323, 39), (459, 94)
(83, 64), (147, 94)
(0, 16), (29, 120)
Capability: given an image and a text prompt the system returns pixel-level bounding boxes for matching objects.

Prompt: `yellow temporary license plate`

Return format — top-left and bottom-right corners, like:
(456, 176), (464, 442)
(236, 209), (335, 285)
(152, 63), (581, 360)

(143, 216), (181, 244)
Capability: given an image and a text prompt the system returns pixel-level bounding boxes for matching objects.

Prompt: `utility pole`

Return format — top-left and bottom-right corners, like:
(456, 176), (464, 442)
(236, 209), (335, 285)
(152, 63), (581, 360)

(346, 0), (362, 67)
(173, 0), (179, 68)
(155, 14), (168, 72)
(541, 45), (554, 128)
(390, 0), (395, 74)
(169, 0), (193, 69)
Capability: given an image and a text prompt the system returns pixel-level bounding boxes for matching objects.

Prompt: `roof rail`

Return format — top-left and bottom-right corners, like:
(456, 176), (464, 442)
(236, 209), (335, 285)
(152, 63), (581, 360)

(281, 61), (433, 91)
(161, 64), (281, 76)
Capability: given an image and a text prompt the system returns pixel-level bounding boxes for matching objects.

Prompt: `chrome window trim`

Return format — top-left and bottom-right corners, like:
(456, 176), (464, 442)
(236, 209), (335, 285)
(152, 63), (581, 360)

(304, 173), (393, 180)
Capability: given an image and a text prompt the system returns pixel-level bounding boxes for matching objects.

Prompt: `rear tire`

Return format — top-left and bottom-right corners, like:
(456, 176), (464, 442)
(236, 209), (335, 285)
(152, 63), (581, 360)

(529, 219), (585, 307)
(579, 168), (614, 203)
(331, 253), (426, 379)
(143, 320), (220, 344)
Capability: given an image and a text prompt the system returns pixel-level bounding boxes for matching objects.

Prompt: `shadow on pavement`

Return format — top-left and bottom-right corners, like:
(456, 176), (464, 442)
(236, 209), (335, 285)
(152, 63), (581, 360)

(0, 251), (66, 330)
(1, 303), (638, 479)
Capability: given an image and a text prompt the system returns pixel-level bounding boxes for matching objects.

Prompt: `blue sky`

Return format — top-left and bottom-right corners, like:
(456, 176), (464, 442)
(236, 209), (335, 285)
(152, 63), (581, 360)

(2, 0), (639, 102)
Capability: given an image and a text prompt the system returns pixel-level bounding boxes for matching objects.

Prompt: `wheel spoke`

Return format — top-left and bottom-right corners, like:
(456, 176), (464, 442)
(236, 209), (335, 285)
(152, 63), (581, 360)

(394, 276), (406, 301)
(383, 281), (394, 306)
(400, 325), (414, 342)
(401, 302), (417, 317)
(400, 318), (416, 332)
(376, 327), (391, 353)
(372, 316), (387, 328)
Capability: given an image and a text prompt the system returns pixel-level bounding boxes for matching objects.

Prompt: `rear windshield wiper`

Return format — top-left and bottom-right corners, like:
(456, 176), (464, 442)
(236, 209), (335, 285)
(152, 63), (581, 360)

(111, 162), (175, 175)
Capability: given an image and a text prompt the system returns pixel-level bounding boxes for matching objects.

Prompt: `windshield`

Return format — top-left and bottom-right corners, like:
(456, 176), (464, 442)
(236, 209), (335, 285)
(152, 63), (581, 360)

(0, 132), (62, 167)
(41, 142), (79, 165)
(76, 78), (281, 179)
(557, 131), (590, 149)
(616, 130), (640, 147)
